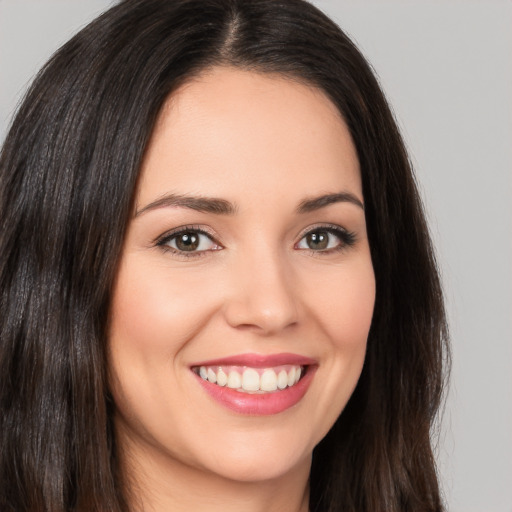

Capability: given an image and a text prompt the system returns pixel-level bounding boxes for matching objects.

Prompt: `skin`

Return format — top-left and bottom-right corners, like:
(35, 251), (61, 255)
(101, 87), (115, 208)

(108, 67), (376, 512)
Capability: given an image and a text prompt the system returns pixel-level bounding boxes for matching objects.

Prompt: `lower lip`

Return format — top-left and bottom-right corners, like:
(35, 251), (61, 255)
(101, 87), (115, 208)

(194, 367), (316, 415)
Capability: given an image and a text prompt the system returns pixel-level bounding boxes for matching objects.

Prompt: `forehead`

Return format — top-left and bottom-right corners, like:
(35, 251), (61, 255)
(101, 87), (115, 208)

(137, 66), (361, 208)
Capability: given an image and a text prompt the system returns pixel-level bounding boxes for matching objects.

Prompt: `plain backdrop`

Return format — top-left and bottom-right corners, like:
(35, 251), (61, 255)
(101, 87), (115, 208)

(0, 1), (511, 511)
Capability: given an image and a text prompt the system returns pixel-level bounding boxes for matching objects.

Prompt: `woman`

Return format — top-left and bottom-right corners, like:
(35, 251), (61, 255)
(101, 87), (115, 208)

(0, 0), (449, 511)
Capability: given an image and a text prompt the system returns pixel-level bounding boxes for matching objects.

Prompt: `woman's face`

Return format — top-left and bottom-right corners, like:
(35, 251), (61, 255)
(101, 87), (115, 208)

(108, 67), (375, 484)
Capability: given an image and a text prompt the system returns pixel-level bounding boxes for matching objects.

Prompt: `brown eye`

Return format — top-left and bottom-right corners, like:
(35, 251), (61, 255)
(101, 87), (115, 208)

(175, 232), (200, 251)
(162, 230), (220, 253)
(296, 226), (355, 253)
(305, 231), (329, 250)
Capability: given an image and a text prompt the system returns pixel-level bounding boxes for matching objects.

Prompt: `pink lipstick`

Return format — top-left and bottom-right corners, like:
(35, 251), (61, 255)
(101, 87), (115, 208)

(191, 353), (317, 415)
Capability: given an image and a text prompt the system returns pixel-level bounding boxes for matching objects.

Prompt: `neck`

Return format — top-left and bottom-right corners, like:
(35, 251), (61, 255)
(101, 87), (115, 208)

(118, 433), (311, 512)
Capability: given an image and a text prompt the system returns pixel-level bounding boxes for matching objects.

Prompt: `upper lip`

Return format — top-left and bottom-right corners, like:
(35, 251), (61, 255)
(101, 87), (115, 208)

(190, 352), (317, 368)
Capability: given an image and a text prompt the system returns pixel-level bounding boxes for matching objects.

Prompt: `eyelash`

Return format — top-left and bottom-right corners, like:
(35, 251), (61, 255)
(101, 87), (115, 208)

(295, 224), (357, 254)
(155, 223), (356, 259)
(155, 225), (220, 259)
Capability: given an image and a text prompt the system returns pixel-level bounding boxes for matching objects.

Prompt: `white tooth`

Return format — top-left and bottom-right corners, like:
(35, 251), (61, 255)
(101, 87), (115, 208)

(227, 370), (242, 389)
(277, 370), (288, 390)
(216, 368), (228, 386)
(295, 367), (302, 383)
(260, 369), (278, 391)
(207, 368), (217, 383)
(287, 367), (296, 386)
(242, 368), (260, 391)
(199, 366), (208, 380)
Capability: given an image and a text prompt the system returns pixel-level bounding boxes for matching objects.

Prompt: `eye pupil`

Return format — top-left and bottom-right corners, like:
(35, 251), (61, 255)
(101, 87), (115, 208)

(176, 232), (199, 251)
(307, 231), (329, 250)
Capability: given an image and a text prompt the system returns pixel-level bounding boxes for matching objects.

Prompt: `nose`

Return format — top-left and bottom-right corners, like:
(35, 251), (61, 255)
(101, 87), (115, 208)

(222, 247), (299, 335)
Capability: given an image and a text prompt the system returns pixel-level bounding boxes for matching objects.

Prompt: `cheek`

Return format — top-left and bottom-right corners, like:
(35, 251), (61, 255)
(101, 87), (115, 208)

(109, 256), (219, 362)
(285, 256), (375, 447)
(107, 256), (221, 446)
(106, 256), (221, 431)
(305, 258), (376, 348)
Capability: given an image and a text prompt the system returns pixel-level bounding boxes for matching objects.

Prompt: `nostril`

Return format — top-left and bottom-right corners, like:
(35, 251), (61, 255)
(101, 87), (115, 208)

(223, 300), (299, 335)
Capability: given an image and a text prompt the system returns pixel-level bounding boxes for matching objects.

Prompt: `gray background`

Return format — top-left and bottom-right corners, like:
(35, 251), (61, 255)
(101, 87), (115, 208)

(1, 1), (511, 511)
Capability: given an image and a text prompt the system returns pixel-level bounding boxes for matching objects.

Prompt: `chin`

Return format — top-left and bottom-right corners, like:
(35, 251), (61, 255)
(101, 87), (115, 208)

(204, 449), (311, 484)
(185, 423), (316, 484)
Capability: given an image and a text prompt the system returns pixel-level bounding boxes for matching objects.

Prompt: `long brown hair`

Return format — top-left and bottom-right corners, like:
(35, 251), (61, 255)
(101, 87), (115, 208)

(0, 1), (449, 510)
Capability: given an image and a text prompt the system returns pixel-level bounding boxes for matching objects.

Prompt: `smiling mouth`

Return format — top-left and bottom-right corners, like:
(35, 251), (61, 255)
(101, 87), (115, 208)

(192, 365), (306, 394)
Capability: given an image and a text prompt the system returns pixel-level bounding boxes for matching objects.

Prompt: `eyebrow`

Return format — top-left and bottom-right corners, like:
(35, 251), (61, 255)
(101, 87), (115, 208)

(297, 192), (364, 213)
(135, 193), (238, 217)
(135, 190), (364, 217)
